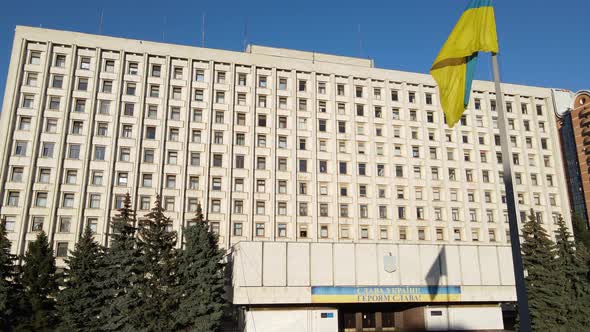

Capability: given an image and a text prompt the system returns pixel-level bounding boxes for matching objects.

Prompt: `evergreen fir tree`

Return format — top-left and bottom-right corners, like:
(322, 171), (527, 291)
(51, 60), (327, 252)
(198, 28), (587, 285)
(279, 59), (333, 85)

(0, 216), (23, 331)
(18, 231), (59, 331)
(135, 194), (178, 331)
(98, 192), (144, 331)
(553, 215), (582, 329)
(56, 226), (105, 331)
(521, 209), (565, 331)
(173, 203), (226, 332)
(571, 242), (590, 328)
(571, 212), (590, 248)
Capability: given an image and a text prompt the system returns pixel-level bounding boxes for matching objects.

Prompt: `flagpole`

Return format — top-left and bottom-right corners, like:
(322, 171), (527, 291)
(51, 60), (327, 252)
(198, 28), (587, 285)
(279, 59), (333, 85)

(492, 53), (532, 331)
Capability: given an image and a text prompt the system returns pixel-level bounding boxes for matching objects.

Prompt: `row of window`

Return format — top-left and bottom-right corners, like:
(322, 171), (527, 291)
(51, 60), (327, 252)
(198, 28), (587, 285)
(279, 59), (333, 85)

(7, 218), (505, 258)
(5, 183), (559, 224)
(26, 47), (548, 118)
(10, 141), (558, 190)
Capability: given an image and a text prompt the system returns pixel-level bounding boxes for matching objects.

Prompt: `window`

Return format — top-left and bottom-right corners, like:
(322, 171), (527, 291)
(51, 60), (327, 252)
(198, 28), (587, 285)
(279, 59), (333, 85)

(38, 169), (51, 183)
(80, 57), (91, 70)
(94, 145), (105, 161)
(189, 176), (199, 189)
(212, 178), (222, 191)
(337, 84), (345, 96)
(233, 200), (244, 214)
(124, 103), (135, 116)
(360, 227), (369, 239)
(279, 77), (287, 90)
(127, 62), (138, 75)
(72, 121), (83, 134)
(35, 192), (48, 207)
(278, 224), (287, 237)
(299, 159), (308, 172)
(297, 202), (308, 217)
(255, 223), (265, 237)
(163, 174), (176, 189)
(91, 171), (103, 186)
(190, 152), (201, 166)
(10, 167), (23, 182)
(318, 82), (327, 94)
(65, 170), (77, 184)
(320, 225), (328, 239)
(256, 201), (265, 215)
(194, 89), (204, 101)
(355, 86), (363, 98)
(117, 172), (128, 186)
(41, 142), (54, 158)
(195, 69), (205, 82)
(29, 51), (41, 65)
(233, 223), (243, 236)
(89, 194), (101, 208)
(56, 242), (69, 257)
(145, 126), (156, 139)
(98, 100), (110, 114)
(74, 99), (86, 113)
(22, 94), (34, 108)
(68, 144), (81, 159)
(51, 75), (63, 88)
(258, 114), (267, 127)
(298, 98), (307, 111)
(174, 67), (184, 80)
(49, 97), (61, 110)
(149, 85), (160, 98)
(238, 73), (247, 86)
(318, 119), (327, 132)
(257, 134), (266, 147)
(7, 192), (19, 207)
(62, 193), (75, 208)
(278, 180), (287, 194)
(210, 153), (222, 167)
(258, 75), (267, 88)
(164, 196), (176, 212)
(215, 91), (225, 104)
(77, 78), (88, 91)
(55, 54), (66, 67)
(298, 80), (307, 92)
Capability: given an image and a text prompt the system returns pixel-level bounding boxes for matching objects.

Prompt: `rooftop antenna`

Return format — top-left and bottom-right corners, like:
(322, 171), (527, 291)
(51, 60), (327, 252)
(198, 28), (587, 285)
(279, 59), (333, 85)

(201, 12), (206, 47)
(99, 9), (104, 34)
(243, 17), (248, 51)
(357, 23), (364, 58)
(163, 15), (167, 41)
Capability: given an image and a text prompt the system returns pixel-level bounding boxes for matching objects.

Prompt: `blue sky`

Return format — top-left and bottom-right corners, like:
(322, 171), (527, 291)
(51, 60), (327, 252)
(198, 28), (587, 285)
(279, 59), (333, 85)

(0, 0), (588, 106)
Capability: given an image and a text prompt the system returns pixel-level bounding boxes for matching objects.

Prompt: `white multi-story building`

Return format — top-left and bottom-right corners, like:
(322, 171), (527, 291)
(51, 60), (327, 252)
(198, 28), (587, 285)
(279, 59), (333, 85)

(0, 26), (572, 331)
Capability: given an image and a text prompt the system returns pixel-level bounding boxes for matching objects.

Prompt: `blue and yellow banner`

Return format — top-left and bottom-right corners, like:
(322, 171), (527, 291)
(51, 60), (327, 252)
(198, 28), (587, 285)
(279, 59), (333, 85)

(311, 286), (461, 303)
(431, 0), (499, 127)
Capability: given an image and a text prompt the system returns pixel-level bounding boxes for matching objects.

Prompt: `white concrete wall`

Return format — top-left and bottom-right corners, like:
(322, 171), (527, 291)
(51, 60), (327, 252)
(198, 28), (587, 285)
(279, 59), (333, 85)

(1, 26), (572, 263)
(232, 241), (517, 305)
(244, 308), (338, 332)
(447, 306), (504, 331)
(424, 305), (504, 331)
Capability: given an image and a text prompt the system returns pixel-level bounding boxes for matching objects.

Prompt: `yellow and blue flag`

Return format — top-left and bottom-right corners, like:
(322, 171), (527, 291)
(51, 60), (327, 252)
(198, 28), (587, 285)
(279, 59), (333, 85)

(431, 0), (499, 127)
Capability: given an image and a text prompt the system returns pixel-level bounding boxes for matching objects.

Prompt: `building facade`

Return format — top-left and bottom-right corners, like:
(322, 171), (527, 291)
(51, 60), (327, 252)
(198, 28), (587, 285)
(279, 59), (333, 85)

(0, 26), (573, 331)
(557, 90), (590, 225)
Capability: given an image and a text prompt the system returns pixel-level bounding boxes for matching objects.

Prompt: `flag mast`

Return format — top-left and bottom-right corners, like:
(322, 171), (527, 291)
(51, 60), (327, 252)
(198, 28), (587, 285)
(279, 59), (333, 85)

(491, 53), (532, 331)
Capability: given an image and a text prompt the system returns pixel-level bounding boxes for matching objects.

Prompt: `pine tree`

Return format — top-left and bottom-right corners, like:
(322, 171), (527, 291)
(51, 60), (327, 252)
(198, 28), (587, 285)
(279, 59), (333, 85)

(521, 209), (565, 331)
(135, 194), (178, 331)
(56, 226), (105, 331)
(553, 215), (582, 329)
(173, 203), (226, 332)
(0, 216), (23, 331)
(18, 231), (59, 331)
(99, 192), (144, 331)
(572, 212), (590, 248)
